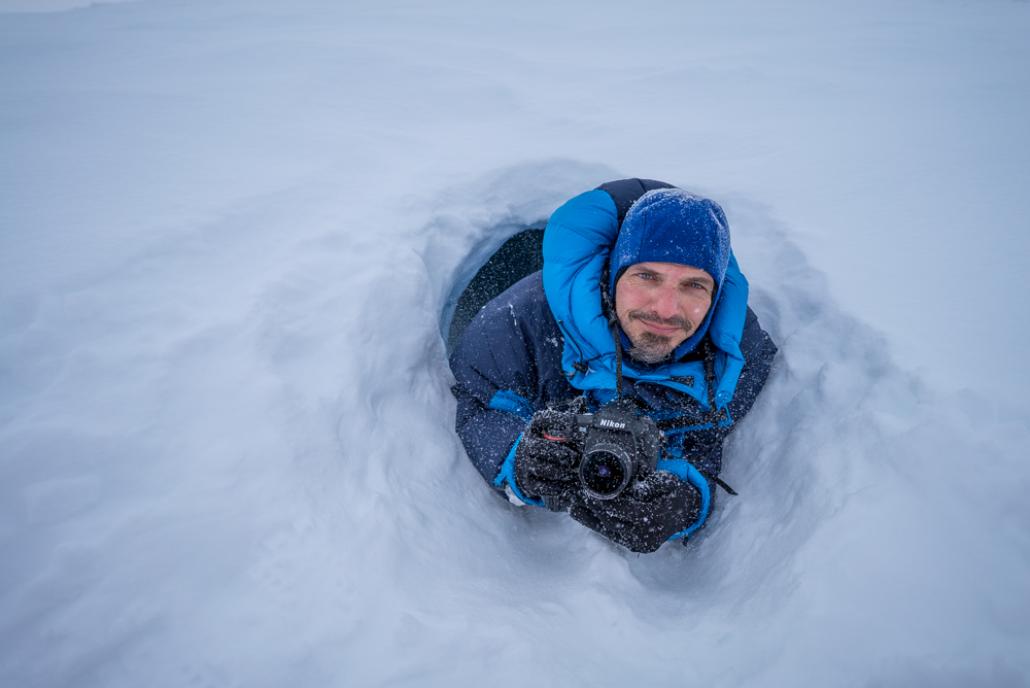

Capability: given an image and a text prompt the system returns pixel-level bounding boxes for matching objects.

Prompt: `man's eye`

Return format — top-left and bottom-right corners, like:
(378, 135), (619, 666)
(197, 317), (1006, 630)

(686, 281), (709, 291)
(636, 272), (657, 281)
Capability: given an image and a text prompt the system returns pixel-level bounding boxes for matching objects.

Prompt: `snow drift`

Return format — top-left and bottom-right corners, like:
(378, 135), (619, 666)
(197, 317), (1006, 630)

(2, 1), (1029, 687)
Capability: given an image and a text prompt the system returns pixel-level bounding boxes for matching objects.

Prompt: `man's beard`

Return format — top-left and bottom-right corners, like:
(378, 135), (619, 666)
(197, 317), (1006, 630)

(627, 331), (676, 364)
(624, 311), (693, 364)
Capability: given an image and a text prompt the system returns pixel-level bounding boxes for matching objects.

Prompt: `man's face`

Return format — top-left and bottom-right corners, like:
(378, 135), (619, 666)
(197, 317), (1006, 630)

(614, 261), (715, 364)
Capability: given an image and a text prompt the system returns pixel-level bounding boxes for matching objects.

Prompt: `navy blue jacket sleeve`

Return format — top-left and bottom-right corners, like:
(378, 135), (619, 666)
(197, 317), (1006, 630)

(727, 306), (778, 426)
(449, 274), (553, 491)
(676, 307), (776, 484)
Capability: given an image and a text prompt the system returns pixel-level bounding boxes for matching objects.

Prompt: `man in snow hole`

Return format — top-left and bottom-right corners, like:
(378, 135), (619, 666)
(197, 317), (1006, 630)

(449, 179), (777, 553)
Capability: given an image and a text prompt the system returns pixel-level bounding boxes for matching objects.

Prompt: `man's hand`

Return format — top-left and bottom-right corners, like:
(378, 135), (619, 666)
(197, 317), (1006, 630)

(569, 470), (701, 553)
(514, 409), (581, 510)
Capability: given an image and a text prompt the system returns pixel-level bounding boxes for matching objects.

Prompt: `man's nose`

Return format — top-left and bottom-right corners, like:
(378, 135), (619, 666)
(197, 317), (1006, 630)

(652, 287), (680, 319)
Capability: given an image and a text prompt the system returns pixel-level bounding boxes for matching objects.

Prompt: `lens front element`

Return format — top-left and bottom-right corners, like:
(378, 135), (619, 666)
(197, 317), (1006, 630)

(579, 447), (631, 500)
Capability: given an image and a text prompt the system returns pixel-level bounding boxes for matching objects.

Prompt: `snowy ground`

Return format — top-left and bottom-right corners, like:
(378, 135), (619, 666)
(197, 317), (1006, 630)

(2, 1), (1029, 687)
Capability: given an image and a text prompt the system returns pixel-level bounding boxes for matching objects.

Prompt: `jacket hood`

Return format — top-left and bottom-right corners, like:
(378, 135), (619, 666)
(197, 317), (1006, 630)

(542, 188), (749, 409)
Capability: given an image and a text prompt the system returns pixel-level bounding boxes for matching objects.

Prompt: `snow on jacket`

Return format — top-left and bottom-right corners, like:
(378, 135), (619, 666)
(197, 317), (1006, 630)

(449, 179), (777, 539)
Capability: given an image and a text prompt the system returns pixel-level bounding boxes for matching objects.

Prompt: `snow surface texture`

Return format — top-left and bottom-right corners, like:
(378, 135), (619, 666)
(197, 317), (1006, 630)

(2, 1), (1029, 687)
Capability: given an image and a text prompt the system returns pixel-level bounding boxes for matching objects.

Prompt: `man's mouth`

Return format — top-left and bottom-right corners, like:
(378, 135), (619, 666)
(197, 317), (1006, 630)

(630, 311), (690, 335)
(641, 321), (682, 334)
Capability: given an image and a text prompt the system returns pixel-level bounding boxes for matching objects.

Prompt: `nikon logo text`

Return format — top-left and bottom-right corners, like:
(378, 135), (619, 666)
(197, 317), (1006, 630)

(598, 419), (627, 430)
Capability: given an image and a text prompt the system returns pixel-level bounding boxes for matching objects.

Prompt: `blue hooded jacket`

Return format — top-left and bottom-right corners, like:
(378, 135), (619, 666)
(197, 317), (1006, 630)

(449, 179), (777, 540)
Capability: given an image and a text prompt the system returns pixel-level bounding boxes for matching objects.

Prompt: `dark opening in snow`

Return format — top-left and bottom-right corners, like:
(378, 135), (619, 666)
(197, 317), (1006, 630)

(444, 227), (544, 354)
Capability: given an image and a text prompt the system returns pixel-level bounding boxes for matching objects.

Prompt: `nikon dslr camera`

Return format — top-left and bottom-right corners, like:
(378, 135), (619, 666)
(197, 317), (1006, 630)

(573, 401), (662, 500)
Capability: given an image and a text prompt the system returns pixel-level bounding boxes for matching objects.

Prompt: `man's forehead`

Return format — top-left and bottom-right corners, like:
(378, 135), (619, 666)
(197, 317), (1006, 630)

(628, 261), (714, 282)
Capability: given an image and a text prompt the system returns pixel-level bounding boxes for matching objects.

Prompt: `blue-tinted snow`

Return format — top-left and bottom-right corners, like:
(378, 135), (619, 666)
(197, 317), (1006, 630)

(1, 1), (1029, 686)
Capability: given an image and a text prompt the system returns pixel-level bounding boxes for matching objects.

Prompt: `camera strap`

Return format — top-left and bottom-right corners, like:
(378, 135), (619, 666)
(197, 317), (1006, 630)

(702, 342), (724, 428)
(702, 342), (738, 497)
(601, 277), (738, 498)
(600, 283), (626, 400)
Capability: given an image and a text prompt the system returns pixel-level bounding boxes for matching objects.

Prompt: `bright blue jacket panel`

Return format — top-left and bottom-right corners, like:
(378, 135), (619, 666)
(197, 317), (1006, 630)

(543, 189), (749, 409)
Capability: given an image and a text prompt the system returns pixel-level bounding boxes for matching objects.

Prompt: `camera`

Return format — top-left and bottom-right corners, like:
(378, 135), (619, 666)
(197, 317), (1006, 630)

(573, 402), (662, 500)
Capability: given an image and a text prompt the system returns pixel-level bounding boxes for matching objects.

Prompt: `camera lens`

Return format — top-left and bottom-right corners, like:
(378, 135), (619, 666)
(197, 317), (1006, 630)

(579, 448), (631, 499)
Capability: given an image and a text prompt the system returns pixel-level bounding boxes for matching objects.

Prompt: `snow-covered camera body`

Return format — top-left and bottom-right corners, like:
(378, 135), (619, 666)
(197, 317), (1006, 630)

(574, 403), (662, 500)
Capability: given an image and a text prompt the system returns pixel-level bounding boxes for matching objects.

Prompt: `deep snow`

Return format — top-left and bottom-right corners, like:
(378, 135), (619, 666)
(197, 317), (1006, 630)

(2, 1), (1029, 687)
